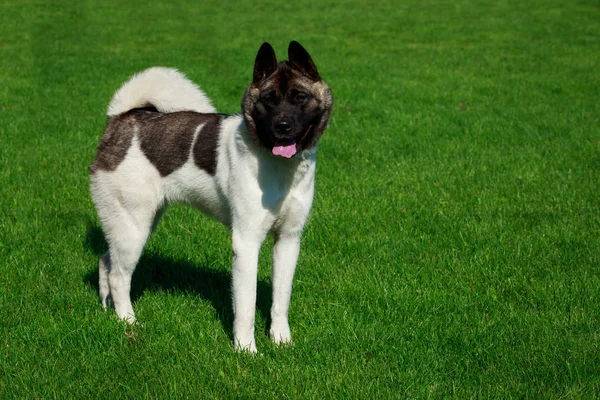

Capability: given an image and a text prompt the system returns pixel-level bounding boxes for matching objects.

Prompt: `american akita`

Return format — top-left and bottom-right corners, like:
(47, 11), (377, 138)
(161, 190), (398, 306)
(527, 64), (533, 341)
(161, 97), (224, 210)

(89, 41), (333, 352)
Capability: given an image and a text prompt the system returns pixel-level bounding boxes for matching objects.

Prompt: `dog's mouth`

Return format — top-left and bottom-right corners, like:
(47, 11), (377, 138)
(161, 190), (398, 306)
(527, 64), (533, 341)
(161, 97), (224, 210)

(271, 125), (312, 159)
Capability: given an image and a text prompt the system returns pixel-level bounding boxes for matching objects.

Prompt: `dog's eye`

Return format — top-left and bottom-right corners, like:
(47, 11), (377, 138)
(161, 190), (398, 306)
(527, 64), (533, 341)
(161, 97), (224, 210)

(293, 92), (308, 104)
(262, 91), (278, 106)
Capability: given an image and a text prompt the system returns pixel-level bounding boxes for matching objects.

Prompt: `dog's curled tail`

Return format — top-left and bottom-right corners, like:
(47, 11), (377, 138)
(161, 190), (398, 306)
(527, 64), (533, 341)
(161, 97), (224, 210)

(106, 67), (217, 117)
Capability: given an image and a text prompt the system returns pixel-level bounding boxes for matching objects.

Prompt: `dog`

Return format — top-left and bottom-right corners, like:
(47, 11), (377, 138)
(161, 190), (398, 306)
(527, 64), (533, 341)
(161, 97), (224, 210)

(89, 41), (333, 352)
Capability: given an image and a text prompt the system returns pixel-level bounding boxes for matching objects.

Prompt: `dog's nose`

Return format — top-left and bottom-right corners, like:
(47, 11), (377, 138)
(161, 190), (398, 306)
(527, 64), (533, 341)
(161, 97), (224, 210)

(275, 120), (293, 134)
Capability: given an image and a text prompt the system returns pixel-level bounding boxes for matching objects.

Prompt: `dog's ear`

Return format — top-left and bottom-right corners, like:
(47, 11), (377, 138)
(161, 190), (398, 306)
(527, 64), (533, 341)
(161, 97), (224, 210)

(253, 42), (277, 83)
(288, 41), (320, 80)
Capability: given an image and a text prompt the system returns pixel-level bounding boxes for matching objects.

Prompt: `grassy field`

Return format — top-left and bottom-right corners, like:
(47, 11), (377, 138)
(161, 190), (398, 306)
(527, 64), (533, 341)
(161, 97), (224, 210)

(1, 0), (599, 397)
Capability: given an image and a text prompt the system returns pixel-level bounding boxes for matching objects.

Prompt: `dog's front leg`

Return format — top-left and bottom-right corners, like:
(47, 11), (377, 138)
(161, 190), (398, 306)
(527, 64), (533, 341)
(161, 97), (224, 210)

(270, 233), (301, 345)
(231, 231), (262, 353)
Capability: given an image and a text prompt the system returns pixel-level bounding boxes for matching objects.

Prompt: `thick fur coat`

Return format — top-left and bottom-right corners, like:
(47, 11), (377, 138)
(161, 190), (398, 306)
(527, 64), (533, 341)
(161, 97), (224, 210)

(90, 42), (332, 352)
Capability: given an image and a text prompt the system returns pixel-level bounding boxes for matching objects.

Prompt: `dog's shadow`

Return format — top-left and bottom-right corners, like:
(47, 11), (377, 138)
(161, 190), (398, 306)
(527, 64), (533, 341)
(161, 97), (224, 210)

(83, 224), (272, 339)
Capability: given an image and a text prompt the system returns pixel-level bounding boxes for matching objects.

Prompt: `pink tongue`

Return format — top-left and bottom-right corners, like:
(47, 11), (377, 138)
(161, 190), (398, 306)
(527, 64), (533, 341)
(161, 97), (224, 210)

(272, 143), (297, 158)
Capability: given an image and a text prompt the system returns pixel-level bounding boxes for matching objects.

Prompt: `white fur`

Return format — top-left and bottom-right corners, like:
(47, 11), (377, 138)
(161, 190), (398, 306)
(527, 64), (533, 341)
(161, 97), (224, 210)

(91, 68), (316, 353)
(107, 67), (216, 116)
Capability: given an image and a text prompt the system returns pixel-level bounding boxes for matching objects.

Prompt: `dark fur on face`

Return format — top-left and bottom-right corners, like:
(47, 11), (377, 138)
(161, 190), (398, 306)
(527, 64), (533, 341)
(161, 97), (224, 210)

(242, 41), (333, 154)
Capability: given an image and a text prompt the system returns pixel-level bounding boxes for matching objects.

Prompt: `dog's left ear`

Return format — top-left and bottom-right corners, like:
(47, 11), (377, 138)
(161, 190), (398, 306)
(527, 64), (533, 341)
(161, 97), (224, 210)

(288, 41), (321, 80)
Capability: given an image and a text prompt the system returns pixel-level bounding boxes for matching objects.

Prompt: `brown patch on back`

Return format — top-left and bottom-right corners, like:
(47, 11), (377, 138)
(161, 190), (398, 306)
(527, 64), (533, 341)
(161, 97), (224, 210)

(90, 110), (223, 176)
(137, 111), (203, 176)
(89, 114), (136, 173)
(192, 114), (221, 175)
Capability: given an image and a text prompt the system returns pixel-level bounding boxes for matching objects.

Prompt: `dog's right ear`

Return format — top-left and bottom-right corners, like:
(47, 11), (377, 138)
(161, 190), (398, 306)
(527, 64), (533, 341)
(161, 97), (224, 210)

(253, 42), (277, 84)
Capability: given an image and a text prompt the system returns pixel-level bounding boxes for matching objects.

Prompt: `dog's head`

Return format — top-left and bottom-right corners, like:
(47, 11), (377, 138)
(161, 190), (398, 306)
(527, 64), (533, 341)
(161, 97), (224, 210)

(242, 41), (333, 158)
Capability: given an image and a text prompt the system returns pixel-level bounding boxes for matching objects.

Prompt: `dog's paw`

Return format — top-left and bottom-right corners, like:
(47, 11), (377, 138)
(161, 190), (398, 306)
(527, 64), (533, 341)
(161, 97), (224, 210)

(234, 338), (257, 354)
(269, 320), (292, 345)
(117, 312), (137, 325)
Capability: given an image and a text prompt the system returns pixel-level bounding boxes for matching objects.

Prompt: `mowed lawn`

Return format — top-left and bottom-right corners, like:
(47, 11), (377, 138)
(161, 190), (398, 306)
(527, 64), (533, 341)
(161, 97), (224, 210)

(1, 0), (599, 397)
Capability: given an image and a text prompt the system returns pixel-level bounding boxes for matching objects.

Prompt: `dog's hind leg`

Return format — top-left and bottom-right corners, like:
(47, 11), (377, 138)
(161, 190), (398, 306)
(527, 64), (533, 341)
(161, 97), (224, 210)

(99, 252), (112, 309)
(99, 205), (166, 313)
(100, 204), (156, 323)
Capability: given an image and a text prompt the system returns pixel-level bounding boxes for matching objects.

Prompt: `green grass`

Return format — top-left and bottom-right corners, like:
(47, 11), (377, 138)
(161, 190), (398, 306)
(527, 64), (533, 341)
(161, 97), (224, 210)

(1, 0), (599, 397)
